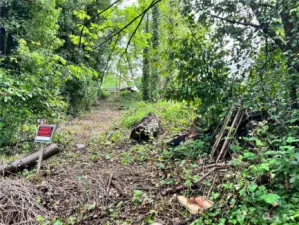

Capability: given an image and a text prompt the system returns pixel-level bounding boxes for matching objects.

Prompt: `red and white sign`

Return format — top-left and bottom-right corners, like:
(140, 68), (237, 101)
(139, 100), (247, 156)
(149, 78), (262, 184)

(35, 125), (56, 143)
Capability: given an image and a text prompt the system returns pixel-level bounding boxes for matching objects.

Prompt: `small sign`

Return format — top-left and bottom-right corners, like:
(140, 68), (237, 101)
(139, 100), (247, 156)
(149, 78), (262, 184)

(35, 125), (56, 143)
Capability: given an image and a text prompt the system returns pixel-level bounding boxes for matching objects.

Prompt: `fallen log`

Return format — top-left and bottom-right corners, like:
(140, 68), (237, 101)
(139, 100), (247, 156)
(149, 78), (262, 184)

(0, 143), (59, 176)
(167, 117), (201, 147)
(130, 113), (161, 142)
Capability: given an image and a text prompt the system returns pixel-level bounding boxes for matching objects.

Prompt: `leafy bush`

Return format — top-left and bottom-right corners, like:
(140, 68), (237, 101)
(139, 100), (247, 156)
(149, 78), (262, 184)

(63, 65), (98, 116)
(192, 118), (299, 225)
(171, 139), (211, 160)
(120, 101), (196, 134)
(119, 90), (142, 107)
(98, 89), (110, 100)
(0, 43), (67, 148)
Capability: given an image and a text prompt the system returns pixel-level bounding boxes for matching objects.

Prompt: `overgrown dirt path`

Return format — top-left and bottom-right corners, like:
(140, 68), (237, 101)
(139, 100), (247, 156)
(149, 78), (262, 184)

(3, 105), (196, 225)
(39, 105), (172, 224)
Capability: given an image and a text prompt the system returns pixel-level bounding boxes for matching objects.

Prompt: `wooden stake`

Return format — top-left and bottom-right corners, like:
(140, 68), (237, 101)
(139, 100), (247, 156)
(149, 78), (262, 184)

(36, 143), (45, 175)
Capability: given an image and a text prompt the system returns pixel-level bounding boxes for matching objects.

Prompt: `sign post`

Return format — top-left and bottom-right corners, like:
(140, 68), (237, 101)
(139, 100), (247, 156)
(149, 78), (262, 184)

(35, 124), (56, 175)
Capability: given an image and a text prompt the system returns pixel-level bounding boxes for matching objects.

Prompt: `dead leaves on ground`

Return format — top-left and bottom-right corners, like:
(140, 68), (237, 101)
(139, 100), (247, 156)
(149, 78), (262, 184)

(177, 196), (214, 215)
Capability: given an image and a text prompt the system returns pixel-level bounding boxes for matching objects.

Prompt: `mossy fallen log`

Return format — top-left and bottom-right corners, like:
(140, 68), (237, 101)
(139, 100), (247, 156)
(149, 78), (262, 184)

(130, 113), (161, 142)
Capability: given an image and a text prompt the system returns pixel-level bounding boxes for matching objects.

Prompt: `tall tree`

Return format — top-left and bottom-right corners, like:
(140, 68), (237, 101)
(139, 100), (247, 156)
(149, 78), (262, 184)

(151, 4), (160, 99)
(142, 13), (150, 101)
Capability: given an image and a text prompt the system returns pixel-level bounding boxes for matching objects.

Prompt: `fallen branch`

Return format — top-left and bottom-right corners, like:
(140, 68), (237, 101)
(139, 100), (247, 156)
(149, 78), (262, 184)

(0, 180), (49, 224)
(161, 165), (229, 196)
(106, 174), (114, 196)
(0, 144), (59, 176)
(111, 179), (128, 197)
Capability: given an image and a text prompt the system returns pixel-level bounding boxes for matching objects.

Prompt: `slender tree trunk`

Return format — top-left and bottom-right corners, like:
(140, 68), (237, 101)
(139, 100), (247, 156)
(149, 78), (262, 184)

(142, 14), (150, 101)
(151, 5), (160, 99)
(280, 2), (299, 109)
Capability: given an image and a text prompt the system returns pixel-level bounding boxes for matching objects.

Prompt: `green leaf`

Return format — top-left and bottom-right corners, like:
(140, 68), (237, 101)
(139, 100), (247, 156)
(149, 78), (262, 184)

(248, 184), (257, 192)
(255, 139), (264, 147)
(53, 220), (63, 225)
(287, 137), (299, 143)
(259, 163), (270, 172)
(36, 215), (44, 222)
(260, 193), (280, 204)
(280, 146), (295, 150)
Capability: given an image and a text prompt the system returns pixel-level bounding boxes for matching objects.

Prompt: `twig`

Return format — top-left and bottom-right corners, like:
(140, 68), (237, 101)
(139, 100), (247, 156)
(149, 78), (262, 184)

(111, 179), (127, 197)
(207, 13), (260, 28)
(120, 8), (148, 58)
(106, 173), (114, 196)
(43, 0), (121, 46)
(161, 166), (229, 196)
(174, 215), (198, 225)
(207, 174), (217, 198)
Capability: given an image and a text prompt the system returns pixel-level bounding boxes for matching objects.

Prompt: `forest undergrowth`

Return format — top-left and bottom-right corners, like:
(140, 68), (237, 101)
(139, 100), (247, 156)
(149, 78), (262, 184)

(1, 100), (298, 225)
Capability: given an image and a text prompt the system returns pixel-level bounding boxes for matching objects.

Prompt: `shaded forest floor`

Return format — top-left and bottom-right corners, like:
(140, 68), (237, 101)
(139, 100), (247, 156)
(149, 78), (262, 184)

(3, 101), (298, 225)
(3, 102), (209, 225)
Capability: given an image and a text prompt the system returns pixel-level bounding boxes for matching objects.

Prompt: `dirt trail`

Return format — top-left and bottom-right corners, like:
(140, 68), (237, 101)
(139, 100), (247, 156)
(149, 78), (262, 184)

(64, 107), (122, 145)
(40, 106), (174, 224)
(3, 106), (188, 225)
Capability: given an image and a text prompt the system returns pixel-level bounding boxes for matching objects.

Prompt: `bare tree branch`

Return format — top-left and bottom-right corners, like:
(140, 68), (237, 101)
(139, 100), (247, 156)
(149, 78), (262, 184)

(44, 0), (121, 46)
(248, 2), (286, 50)
(84, 0), (121, 25)
(96, 0), (162, 49)
(120, 6), (148, 58)
(207, 13), (260, 28)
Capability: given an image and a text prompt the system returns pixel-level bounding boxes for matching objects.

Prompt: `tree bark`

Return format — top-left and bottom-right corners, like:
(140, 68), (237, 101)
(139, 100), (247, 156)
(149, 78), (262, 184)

(130, 113), (160, 142)
(0, 143), (59, 176)
(280, 3), (299, 109)
(142, 13), (150, 101)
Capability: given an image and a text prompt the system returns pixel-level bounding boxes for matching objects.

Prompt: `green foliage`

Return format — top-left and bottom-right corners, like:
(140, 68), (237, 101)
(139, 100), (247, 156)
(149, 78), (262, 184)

(164, 27), (233, 123)
(0, 40), (67, 147)
(63, 65), (98, 116)
(121, 101), (195, 134)
(0, 0), (112, 147)
(192, 118), (299, 225)
(119, 90), (142, 107)
(132, 190), (144, 205)
(97, 89), (110, 100)
(171, 139), (210, 160)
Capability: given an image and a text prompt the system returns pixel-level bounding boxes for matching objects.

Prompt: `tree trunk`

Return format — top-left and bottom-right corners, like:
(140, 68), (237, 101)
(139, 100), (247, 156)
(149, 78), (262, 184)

(0, 143), (59, 176)
(130, 113), (160, 142)
(142, 13), (150, 101)
(280, 2), (298, 109)
(151, 5), (160, 98)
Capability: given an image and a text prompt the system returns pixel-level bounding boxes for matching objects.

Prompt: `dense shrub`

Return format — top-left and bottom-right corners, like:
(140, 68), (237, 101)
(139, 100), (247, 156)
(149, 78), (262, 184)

(63, 76), (97, 116)
(121, 101), (196, 134)
(0, 43), (67, 148)
(98, 89), (110, 100)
